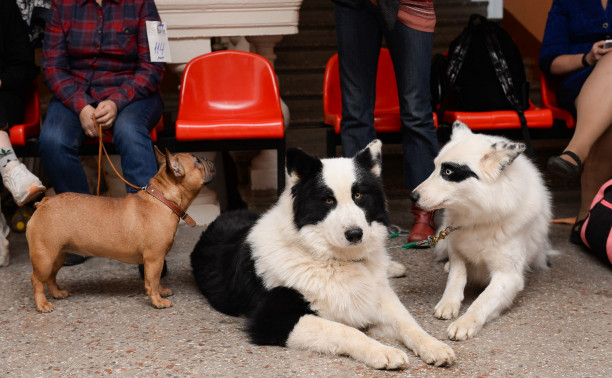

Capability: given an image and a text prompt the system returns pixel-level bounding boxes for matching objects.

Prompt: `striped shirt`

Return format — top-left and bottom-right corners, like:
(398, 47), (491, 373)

(42, 0), (164, 115)
(399, 0), (436, 33)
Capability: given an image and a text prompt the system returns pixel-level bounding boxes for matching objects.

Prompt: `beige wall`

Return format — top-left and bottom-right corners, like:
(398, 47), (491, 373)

(504, 0), (553, 41)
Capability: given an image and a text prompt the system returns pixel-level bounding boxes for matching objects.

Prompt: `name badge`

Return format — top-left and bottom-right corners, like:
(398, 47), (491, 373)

(146, 21), (172, 62)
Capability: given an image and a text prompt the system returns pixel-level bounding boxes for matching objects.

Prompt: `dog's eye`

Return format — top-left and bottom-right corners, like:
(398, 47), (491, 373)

(353, 193), (362, 200)
(443, 168), (453, 176)
(325, 197), (335, 205)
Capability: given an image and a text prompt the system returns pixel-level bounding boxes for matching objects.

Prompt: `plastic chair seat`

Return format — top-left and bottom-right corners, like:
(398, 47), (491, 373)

(441, 102), (553, 130)
(175, 51), (284, 143)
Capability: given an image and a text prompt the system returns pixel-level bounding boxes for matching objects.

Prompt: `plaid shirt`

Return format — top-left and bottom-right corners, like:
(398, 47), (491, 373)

(42, 0), (164, 115)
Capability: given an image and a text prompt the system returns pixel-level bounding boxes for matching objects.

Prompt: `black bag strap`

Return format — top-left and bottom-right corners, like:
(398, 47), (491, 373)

(480, 17), (534, 157)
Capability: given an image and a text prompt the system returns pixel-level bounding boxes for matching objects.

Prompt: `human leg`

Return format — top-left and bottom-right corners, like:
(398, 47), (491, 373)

(549, 52), (612, 178)
(385, 23), (438, 242)
(39, 99), (90, 194)
(385, 23), (438, 190)
(334, 1), (383, 157)
(111, 93), (162, 193)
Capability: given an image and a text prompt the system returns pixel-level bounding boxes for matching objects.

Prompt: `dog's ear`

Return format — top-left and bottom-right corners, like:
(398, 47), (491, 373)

(154, 145), (166, 166)
(480, 141), (526, 179)
(354, 139), (383, 177)
(286, 148), (322, 186)
(450, 121), (473, 141)
(165, 148), (185, 178)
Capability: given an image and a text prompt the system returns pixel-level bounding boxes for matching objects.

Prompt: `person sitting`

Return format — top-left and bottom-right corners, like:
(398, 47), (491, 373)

(40, 0), (164, 265)
(540, 0), (612, 243)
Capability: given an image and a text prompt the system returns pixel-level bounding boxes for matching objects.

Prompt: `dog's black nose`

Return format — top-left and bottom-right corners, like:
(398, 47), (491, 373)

(410, 191), (420, 203)
(345, 228), (363, 243)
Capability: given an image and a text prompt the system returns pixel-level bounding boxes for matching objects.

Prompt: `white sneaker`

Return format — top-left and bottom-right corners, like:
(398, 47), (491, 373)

(3, 162), (46, 207)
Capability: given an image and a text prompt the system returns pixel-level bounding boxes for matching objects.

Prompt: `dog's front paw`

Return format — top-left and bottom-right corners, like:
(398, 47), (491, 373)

(152, 298), (173, 309)
(35, 300), (54, 313)
(413, 338), (456, 367)
(434, 299), (460, 320)
(361, 345), (409, 370)
(387, 260), (406, 278)
(447, 314), (483, 341)
(159, 287), (173, 297)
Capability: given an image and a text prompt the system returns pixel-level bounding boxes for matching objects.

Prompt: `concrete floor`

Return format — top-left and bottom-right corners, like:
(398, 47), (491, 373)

(1, 136), (611, 377)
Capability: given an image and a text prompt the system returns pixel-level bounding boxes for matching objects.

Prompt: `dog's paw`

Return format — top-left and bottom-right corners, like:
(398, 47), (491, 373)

(362, 345), (409, 370)
(434, 299), (460, 320)
(36, 300), (54, 313)
(152, 298), (173, 309)
(447, 314), (483, 341)
(50, 289), (70, 299)
(387, 260), (406, 278)
(412, 338), (456, 367)
(159, 287), (173, 297)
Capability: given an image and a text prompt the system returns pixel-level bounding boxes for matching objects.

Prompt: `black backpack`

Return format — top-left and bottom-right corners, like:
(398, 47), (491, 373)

(432, 14), (532, 155)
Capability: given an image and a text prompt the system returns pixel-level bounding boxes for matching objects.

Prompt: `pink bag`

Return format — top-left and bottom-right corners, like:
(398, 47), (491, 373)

(581, 178), (612, 266)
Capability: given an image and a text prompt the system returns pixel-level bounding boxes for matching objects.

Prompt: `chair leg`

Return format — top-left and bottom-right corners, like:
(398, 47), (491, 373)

(277, 139), (286, 196)
(221, 151), (247, 210)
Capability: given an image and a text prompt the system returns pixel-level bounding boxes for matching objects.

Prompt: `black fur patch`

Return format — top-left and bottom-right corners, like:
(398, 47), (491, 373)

(440, 162), (479, 182)
(353, 166), (389, 226)
(190, 209), (267, 316)
(246, 287), (314, 346)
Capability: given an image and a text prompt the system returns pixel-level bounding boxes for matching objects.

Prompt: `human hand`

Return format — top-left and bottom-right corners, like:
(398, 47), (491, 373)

(93, 100), (117, 130)
(586, 40), (612, 65)
(79, 105), (98, 137)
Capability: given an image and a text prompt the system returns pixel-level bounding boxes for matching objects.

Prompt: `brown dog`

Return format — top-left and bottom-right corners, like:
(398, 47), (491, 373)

(26, 147), (215, 312)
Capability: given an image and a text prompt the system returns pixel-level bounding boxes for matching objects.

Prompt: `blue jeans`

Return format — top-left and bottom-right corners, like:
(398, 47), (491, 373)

(334, 2), (438, 190)
(39, 93), (163, 194)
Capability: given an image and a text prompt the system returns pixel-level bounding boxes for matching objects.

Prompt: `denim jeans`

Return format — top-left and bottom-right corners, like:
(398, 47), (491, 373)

(39, 93), (163, 194)
(334, 2), (439, 190)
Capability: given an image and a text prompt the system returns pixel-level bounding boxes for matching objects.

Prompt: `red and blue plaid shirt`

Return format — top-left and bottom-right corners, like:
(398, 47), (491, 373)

(42, 0), (164, 115)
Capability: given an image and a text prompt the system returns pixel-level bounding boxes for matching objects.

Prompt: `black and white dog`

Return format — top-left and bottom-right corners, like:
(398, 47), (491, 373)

(190, 140), (455, 369)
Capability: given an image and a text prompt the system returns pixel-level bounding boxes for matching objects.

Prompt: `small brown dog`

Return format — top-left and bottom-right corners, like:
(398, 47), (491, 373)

(26, 147), (215, 312)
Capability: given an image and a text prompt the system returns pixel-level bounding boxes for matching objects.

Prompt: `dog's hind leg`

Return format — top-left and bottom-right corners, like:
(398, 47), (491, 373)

(287, 314), (410, 370)
(30, 248), (62, 313)
(447, 270), (524, 341)
(46, 253), (69, 300)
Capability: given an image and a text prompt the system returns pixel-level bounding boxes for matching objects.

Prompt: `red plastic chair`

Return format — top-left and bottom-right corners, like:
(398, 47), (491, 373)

(175, 50), (285, 192)
(323, 48), (438, 156)
(9, 81), (41, 147)
(539, 74), (576, 128)
(439, 101), (553, 130)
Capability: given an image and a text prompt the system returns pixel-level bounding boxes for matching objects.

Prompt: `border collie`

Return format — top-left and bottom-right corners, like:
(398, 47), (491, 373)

(191, 140), (455, 369)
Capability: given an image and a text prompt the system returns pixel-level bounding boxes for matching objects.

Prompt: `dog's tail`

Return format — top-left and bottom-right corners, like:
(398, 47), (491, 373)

(33, 197), (50, 209)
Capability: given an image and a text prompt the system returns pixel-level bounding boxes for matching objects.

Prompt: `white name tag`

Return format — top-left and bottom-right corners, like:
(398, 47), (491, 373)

(146, 21), (172, 62)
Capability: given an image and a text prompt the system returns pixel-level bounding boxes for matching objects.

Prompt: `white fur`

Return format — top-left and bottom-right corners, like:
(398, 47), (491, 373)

(413, 121), (554, 341)
(247, 140), (455, 369)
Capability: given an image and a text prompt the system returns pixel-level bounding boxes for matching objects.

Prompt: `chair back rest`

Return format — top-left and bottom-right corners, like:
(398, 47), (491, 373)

(178, 50), (282, 120)
(323, 48), (399, 123)
(539, 73), (558, 109)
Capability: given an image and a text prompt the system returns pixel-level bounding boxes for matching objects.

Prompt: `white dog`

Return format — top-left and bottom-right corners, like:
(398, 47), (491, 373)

(411, 121), (554, 341)
(191, 140), (455, 369)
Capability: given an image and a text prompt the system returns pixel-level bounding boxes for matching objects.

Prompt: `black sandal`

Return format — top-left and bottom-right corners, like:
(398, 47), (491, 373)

(547, 151), (583, 180)
(569, 218), (586, 246)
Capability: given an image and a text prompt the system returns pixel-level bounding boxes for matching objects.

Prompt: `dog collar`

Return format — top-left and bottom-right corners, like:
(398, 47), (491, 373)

(144, 184), (196, 227)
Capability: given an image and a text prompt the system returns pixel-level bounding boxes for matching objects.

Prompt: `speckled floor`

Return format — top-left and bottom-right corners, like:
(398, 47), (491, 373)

(1, 139), (611, 377)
